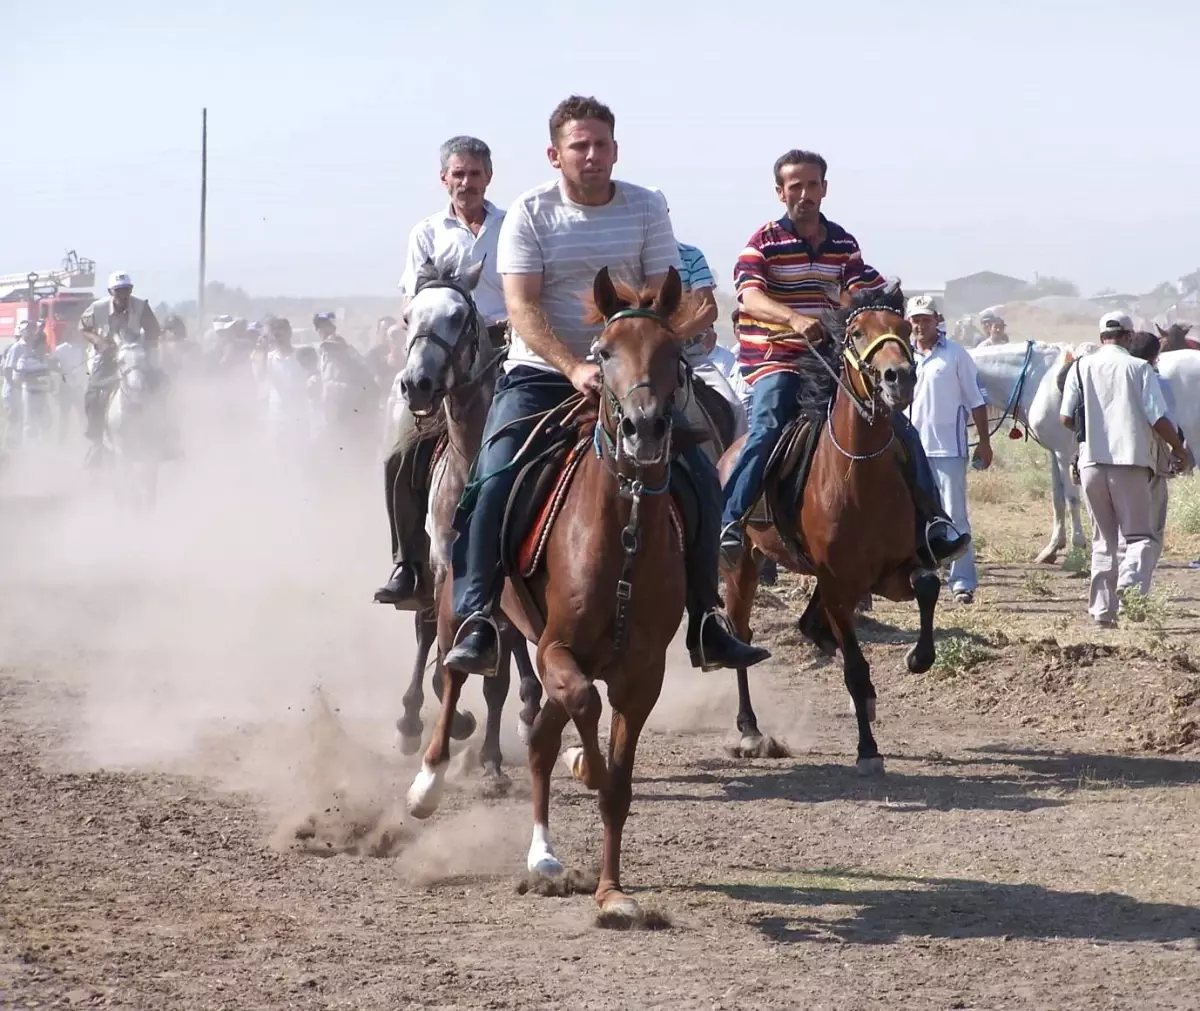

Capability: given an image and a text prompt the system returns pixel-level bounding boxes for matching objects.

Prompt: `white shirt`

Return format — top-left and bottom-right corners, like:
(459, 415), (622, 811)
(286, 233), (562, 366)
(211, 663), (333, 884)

(54, 340), (88, 387)
(497, 179), (680, 372)
(1061, 342), (1168, 469)
(399, 200), (506, 325)
(907, 336), (987, 458)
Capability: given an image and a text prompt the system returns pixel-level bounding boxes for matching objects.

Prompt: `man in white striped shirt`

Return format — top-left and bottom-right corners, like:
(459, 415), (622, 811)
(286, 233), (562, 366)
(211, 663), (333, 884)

(443, 94), (766, 676)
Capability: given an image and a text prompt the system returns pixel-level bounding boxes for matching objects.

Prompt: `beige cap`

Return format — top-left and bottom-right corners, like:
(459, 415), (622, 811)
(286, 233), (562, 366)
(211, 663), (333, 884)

(905, 294), (940, 319)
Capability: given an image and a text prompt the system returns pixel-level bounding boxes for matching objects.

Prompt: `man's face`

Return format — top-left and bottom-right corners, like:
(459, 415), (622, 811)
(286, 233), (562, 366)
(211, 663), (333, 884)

(110, 285), (132, 310)
(911, 314), (939, 342)
(441, 154), (491, 217)
(548, 119), (617, 197)
(776, 162), (827, 225)
(985, 320), (1007, 340)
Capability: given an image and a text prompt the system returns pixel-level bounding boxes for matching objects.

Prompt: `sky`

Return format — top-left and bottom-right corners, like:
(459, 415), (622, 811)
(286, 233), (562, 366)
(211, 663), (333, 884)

(3, 0), (1198, 303)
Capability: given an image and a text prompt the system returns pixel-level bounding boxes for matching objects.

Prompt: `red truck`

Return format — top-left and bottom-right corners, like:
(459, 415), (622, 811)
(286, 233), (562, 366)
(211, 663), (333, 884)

(0, 251), (96, 349)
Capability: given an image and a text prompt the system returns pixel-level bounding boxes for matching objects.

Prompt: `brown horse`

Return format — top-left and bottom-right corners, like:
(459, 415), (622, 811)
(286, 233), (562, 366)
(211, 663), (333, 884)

(719, 283), (939, 774)
(1157, 322), (1195, 353)
(408, 267), (692, 926)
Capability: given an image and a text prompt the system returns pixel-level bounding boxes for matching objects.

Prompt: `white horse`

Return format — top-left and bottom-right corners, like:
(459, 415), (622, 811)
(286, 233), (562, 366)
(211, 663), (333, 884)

(970, 341), (1090, 563)
(1155, 349), (1200, 448)
(107, 342), (161, 508)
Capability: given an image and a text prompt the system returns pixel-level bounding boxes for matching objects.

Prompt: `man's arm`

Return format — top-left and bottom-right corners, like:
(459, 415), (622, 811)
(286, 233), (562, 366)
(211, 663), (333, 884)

(735, 241), (822, 339)
(1060, 362), (1081, 429)
(503, 272), (598, 396)
(140, 302), (162, 344)
(398, 223), (432, 312)
(957, 348), (993, 467)
(678, 287), (719, 346)
(1143, 369), (1191, 469)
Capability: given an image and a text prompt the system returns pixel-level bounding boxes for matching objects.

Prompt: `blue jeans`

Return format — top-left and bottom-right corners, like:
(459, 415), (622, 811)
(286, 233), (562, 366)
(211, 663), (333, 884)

(720, 371), (944, 529)
(451, 366), (726, 620)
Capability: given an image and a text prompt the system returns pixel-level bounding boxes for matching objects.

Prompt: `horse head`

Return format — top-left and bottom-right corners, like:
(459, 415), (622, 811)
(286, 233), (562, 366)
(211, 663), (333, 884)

(830, 282), (915, 412)
(117, 342), (152, 407)
(588, 266), (688, 466)
(398, 257), (486, 416)
(1156, 322), (1194, 353)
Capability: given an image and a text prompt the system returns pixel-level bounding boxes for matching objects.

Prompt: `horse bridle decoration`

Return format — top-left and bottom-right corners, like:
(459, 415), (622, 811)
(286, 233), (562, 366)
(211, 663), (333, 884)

(836, 303), (914, 422)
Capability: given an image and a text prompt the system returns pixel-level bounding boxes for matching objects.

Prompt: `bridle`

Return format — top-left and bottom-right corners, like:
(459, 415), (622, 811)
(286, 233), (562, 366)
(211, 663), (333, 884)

(589, 305), (680, 659)
(837, 304), (915, 423)
(404, 278), (485, 399)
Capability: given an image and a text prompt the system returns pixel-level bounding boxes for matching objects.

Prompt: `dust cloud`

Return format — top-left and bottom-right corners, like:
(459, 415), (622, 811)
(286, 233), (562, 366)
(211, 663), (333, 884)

(0, 377), (815, 868)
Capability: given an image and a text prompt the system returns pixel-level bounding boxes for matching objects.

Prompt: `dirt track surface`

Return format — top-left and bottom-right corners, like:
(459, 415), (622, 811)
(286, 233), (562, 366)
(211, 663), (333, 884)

(3, 449), (1200, 1009)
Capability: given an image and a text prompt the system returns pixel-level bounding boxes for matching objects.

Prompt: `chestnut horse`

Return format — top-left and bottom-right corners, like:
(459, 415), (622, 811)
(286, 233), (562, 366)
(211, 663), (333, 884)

(719, 284), (939, 774)
(409, 267), (692, 926)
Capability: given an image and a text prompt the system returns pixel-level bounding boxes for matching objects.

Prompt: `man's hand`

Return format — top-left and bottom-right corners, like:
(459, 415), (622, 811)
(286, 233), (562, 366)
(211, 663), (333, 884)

(568, 361), (602, 399)
(789, 314), (825, 344)
(1172, 445), (1193, 475)
(973, 440), (994, 470)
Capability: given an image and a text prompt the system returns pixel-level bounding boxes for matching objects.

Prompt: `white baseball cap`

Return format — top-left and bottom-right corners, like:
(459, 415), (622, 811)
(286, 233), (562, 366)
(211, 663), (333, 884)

(107, 271), (133, 290)
(979, 307), (1005, 324)
(905, 294), (940, 319)
(1099, 310), (1133, 334)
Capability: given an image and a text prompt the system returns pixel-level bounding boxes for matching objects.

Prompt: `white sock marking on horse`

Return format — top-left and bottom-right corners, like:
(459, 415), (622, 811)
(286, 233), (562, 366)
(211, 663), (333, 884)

(406, 761), (446, 820)
(527, 822), (563, 877)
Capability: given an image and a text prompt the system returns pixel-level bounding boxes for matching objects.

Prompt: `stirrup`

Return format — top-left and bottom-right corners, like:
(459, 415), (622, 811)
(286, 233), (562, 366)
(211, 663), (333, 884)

(447, 610), (502, 674)
(924, 516), (968, 564)
(692, 609), (736, 673)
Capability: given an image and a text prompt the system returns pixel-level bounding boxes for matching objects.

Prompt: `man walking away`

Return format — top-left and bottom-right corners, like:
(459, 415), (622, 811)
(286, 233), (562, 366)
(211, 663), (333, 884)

(1061, 312), (1190, 627)
(906, 295), (993, 604)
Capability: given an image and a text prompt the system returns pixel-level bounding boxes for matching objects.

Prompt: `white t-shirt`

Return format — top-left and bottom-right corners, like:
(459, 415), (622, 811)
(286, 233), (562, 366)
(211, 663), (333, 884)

(1061, 342), (1168, 469)
(497, 179), (680, 372)
(399, 200), (507, 325)
(907, 337), (987, 458)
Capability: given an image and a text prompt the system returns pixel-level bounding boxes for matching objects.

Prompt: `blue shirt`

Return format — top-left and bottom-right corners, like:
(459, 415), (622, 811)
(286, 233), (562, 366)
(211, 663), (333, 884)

(677, 242), (715, 292)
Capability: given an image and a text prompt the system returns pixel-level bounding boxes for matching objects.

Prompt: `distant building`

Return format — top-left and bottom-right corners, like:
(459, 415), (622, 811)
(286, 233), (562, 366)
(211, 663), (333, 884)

(944, 271), (1028, 318)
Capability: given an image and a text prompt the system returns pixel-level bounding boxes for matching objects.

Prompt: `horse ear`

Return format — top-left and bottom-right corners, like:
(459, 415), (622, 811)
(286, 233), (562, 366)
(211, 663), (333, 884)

(415, 256), (440, 292)
(1156, 323), (1168, 338)
(655, 266), (683, 320)
(462, 257), (485, 292)
(593, 267), (620, 319)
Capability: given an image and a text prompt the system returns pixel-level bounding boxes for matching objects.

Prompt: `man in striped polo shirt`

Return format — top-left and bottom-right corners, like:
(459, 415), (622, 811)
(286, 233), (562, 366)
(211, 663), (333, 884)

(442, 95), (767, 676)
(719, 149), (969, 569)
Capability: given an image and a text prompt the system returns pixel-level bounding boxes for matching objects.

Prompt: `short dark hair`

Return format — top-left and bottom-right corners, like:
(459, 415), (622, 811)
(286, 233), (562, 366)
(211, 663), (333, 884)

(774, 149), (828, 185)
(1127, 331), (1161, 363)
(549, 95), (615, 142)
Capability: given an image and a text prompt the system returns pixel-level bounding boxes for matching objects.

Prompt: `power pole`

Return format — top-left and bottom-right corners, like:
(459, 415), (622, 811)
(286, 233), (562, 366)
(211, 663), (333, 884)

(198, 107), (208, 332)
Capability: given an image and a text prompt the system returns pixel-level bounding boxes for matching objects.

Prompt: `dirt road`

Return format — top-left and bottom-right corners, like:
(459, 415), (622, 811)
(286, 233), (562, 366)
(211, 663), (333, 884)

(2, 448), (1199, 1009)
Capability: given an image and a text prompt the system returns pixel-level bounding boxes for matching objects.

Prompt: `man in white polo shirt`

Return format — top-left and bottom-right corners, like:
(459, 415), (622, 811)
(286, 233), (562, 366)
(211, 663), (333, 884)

(441, 94), (766, 676)
(1061, 311), (1190, 626)
(376, 135), (508, 606)
(906, 295), (993, 604)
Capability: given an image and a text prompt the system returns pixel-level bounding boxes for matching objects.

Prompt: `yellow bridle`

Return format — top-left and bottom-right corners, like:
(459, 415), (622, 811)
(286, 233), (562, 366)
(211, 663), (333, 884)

(842, 331), (914, 374)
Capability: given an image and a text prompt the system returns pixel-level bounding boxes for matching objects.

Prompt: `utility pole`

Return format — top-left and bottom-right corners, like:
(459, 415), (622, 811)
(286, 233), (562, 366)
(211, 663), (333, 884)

(198, 107), (208, 332)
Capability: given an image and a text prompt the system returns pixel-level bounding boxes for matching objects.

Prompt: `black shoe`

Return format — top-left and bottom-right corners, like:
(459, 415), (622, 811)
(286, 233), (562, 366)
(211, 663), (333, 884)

(720, 523), (745, 570)
(688, 612), (770, 672)
(759, 557), (778, 586)
(927, 529), (971, 567)
(444, 618), (499, 676)
(374, 564), (422, 608)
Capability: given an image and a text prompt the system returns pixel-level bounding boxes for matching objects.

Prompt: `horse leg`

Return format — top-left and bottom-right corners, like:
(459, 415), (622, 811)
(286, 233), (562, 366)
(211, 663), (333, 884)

(594, 671), (663, 927)
(905, 571), (940, 674)
(396, 608), (435, 755)
(1065, 462), (1087, 549)
(527, 698), (570, 877)
(823, 595), (883, 776)
(432, 655), (477, 741)
(544, 643), (607, 793)
(1037, 454), (1069, 564)
(479, 651), (512, 797)
(509, 629), (542, 745)
(406, 662), (467, 819)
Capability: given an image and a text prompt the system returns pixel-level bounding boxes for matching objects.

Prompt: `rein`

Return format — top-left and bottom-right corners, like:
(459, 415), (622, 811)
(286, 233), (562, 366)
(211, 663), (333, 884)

(969, 338), (1035, 449)
(592, 305), (677, 657)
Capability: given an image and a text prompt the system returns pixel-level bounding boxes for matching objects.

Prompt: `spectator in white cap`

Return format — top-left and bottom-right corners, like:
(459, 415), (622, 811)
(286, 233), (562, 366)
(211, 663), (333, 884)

(976, 308), (1009, 346)
(1060, 310), (1191, 626)
(905, 293), (992, 604)
(78, 271), (164, 467)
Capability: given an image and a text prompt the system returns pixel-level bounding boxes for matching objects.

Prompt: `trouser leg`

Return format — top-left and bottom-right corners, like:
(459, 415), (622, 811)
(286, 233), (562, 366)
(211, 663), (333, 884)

(1081, 464), (1120, 622)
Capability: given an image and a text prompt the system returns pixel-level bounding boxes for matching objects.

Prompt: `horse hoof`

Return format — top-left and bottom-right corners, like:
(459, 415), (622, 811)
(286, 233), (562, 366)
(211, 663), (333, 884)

(725, 733), (791, 759)
(596, 894), (644, 929)
(855, 756), (885, 777)
(905, 644), (935, 675)
(1035, 546), (1060, 565)
(516, 719), (533, 747)
(395, 730), (422, 756)
(479, 765), (511, 799)
(450, 710), (477, 741)
(561, 746), (586, 781)
(406, 761), (446, 820)
(526, 840), (563, 878)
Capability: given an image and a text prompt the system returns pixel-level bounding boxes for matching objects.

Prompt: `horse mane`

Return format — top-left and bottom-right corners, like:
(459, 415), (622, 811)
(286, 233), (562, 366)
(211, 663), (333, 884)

(786, 284), (908, 414)
(581, 278), (697, 334)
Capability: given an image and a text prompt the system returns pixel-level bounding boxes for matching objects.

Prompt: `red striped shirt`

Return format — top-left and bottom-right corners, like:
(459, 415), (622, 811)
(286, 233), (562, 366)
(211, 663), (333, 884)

(734, 215), (885, 384)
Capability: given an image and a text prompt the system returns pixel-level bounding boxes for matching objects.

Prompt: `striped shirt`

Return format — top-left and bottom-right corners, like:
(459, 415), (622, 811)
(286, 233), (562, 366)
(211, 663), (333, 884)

(498, 179), (680, 372)
(678, 242), (715, 292)
(733, 214), (885, 383)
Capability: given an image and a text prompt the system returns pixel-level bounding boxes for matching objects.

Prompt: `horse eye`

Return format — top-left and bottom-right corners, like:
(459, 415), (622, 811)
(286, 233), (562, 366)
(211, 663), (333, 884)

(596, 347), (612, 362)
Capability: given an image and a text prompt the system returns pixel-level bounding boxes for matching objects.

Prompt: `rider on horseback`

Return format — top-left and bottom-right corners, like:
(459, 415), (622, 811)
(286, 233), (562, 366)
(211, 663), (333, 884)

(375, 135), (511, 608)
(441, 95), (767, 676)
(719, 150), (970, 571)
(78, 272), (166, 467)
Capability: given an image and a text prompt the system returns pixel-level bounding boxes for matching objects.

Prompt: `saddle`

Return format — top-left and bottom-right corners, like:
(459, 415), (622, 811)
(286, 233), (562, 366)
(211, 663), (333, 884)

(744, 412), (823, 560)
(690, 373), (737, 451)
